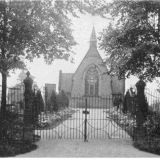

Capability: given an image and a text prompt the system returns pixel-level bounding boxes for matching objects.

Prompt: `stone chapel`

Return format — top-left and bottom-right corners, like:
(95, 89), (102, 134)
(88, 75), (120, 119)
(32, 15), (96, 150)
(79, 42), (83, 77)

(58, 27), (125, 99)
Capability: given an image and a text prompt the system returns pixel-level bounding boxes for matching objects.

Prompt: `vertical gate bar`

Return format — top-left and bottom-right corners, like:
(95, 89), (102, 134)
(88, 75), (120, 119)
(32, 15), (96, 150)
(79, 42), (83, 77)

(82, 97), (84, 139)
(105, 96), (106, 139)
(94, 96), (95, 139)
(107, 96), (109, 139)
(110, 95), (111, 139)
(76, 97), (77, 139)
(100, 97), (101, 139)
(102, 97), (104, 139)
(107, 96), (108, 139)
(78, 97), (80, 139)
(105, 96), (107, 138)
(109, 96), (111, 139)
(111, 95), (113, 139)
(60, 107), (61, 139)
(104, 96), (106, 139)
(84, 97), (87, 142)
(95, 97), (99, 139)
(73, 103), (74, 139)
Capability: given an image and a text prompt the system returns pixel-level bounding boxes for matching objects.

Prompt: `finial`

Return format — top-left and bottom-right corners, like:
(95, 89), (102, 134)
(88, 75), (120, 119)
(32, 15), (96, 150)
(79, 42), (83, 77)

(26, 71), (30, 77)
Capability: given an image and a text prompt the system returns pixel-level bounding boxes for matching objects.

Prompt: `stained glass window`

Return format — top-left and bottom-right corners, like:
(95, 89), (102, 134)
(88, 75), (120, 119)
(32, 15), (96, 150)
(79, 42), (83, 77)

(85, 66), (99, 96)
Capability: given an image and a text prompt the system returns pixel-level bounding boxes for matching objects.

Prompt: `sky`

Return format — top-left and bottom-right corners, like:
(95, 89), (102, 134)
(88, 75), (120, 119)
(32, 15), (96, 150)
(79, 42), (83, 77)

(0, 13), (159, 92)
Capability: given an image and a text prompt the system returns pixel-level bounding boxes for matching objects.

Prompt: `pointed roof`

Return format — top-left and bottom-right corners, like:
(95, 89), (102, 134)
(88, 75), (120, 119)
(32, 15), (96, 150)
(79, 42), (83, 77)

(90, 26), (97, 43)
(86, 26), (100, 58)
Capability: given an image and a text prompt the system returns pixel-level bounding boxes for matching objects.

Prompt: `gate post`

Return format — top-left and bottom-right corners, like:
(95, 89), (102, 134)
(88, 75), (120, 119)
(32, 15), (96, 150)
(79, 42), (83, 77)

(23, 71), (34, 141)
(83, 97), (89, 142)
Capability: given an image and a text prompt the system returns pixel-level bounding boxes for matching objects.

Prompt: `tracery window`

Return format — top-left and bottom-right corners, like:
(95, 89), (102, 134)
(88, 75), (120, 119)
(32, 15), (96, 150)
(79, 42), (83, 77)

(85, 66), (99, 96)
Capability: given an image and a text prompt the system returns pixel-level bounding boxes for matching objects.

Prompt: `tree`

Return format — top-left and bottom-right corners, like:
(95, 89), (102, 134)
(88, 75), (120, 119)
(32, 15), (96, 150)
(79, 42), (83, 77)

(49, 90), (58, 112)
(57, 90), (69, 108)
(36, 90), (44, 113)
(0, 0), (97, 119)
(33, 90), (44, 124)
(99, 0), (160, 81)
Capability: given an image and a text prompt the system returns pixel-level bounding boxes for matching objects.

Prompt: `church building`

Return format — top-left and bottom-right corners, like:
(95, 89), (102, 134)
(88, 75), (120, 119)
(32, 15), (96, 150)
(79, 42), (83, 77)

(58, 27), (125, 100)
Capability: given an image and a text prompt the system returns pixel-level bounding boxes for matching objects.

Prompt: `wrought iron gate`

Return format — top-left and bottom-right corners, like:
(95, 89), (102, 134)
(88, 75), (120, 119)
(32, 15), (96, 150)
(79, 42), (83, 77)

(34, 96), (132, 141)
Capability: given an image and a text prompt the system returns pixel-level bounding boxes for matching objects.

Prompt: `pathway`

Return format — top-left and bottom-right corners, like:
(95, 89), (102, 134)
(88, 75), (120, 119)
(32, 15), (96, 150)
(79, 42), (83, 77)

(17, 139), (158, 157)
(17, 108), (159, 157)
(34, 108), (130, 139)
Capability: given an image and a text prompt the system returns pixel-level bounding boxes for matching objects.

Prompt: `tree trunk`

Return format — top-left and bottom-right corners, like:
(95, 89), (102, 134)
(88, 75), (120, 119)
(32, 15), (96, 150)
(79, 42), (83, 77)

(1, 72), (7, 120)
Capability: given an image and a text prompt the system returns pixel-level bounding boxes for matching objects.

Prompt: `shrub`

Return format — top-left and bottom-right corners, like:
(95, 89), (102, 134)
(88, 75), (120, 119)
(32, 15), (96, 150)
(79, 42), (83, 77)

(0, 140), (37, 157)
(48, 90), (58, 112)
(57, 90), (69, 109)
(36, 90), (44, 112)
(132, 109), (160, 155)
(133, 137), (160, 155)
(0, 111), (37, 157)
(32, 90), (45, 124)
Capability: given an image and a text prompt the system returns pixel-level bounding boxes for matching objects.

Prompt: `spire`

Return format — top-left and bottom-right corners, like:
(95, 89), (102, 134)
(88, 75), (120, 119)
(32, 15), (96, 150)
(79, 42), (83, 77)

(85, 26), (100, 58)
(90, 26), (97, 47)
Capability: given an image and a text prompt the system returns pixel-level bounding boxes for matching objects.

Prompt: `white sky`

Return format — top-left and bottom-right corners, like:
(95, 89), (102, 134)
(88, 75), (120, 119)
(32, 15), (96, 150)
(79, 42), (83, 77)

(0, 13), (158, 92)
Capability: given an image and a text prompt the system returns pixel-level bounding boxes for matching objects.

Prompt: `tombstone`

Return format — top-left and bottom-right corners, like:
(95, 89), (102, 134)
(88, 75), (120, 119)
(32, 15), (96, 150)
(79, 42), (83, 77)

(23, 71), (34, 141)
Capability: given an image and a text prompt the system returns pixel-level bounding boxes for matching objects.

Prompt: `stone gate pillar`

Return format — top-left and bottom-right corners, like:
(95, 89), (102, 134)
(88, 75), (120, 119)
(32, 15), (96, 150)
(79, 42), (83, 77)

(135, 75), (148, 127)
(23, 71), (34, 141)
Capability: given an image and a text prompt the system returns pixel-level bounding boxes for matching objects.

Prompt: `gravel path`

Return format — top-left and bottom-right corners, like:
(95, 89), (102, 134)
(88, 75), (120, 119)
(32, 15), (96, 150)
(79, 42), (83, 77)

(17, 139), (158, 157)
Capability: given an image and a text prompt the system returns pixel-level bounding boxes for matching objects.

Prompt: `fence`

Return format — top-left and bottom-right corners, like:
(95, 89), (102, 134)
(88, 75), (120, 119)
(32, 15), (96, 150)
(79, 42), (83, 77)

(0, 85), (24, 113)
(145, 88), (160, 112)
(0, 85), (160, 141)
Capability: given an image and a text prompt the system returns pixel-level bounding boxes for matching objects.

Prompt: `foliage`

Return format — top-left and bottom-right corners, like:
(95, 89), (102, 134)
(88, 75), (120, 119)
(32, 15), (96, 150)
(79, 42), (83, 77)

(0, 110), (37, 157)
(143, 110), (160, 137)
(131, 109), (160, 155)
(0, 110), (24, 141)
(133, 138), (160, 155)
(48, 90), (58, 112)
(0, 140), (37, 157)
(110, 105), (160, 155)
(32, 90), (45, 124)
(99, 0), (160, 81)
(36, 90), (44, 112)
(0, 0), (99, 120)
(57, 90), (69, 109)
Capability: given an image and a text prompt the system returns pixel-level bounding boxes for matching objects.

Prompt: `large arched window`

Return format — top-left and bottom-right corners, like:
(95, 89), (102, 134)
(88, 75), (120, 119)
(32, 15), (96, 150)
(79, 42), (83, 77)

(85, 66), (99, 96)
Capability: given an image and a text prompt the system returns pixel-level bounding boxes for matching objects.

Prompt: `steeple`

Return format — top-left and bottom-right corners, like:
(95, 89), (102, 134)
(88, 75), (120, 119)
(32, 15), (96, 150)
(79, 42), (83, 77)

(90, 26), (97, 48)
(85, 26), (100, 58)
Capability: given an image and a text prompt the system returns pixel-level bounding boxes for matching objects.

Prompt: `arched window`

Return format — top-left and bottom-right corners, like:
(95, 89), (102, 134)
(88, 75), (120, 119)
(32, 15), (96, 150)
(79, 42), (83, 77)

(85, 66), (99, 96)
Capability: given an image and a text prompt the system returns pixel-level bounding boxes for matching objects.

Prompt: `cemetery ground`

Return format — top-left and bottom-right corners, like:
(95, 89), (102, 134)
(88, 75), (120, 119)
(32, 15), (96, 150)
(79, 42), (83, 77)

(17, 108), (159, 157)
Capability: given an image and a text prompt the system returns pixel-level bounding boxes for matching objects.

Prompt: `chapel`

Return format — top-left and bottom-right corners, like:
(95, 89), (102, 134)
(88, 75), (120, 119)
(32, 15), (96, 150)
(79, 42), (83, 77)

(58, 27), (125, 99)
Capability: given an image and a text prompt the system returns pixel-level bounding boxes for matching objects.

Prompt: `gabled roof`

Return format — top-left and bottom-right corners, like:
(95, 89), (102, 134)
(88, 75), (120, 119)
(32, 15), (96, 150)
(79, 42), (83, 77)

(74, 26), (104, 77)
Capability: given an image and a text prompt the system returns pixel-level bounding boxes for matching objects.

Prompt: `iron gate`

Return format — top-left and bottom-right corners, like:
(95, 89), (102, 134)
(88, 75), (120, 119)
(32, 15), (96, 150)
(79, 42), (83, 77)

(34, 96), (132, 141)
